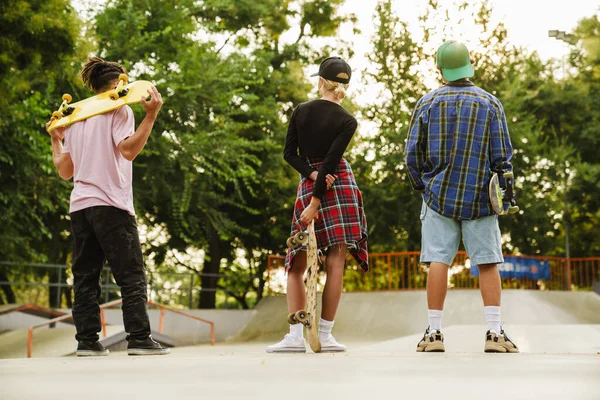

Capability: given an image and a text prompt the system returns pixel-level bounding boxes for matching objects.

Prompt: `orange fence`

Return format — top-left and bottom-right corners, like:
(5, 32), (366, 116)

(26, 299), (215, 358)
(266, 251), (600, 294)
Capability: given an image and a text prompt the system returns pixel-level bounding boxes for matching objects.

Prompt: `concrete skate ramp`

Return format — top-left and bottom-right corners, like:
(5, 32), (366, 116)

(0, 325), (124, 359)
(231, 290), (600, 342)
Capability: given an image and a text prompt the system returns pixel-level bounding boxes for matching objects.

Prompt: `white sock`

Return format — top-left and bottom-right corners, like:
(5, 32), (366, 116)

(318, 318), (334, 341)
(485, 306), (501, 334)
(289, 322), (303, 340)
(428, 309), (443, 332)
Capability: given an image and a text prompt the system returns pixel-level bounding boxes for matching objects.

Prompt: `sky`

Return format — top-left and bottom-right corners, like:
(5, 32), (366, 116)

(342, 0), (598, 60)
(331, 0), (599, 104)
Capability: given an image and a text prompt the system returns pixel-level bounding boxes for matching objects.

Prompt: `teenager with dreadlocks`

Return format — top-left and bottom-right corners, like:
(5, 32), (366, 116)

(47, 57), (169, 356)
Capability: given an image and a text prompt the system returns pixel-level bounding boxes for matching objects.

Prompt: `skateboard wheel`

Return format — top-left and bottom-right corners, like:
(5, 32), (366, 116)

(62, 94), (72, 103)
(294, 310), (309, 325)
(294, 231), (308, 244)
(52, 111), (63, 120)
(287, 313), (298, 325)
(108, 90), (119, 100)
(118, 73), (129, 84)
(286, 237), (298, 249)
(508, 206), (519, 214)
(503, 171), (514, 179)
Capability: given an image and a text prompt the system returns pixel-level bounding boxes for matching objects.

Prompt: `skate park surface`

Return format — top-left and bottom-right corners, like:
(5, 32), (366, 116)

(1, 290), (599, 400)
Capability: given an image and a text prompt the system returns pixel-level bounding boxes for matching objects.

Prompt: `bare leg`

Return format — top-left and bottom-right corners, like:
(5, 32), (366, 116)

(478, 264), (501, 306)
(427, 262), (449, 310)
(321, 244), (347, 321)
(287, 251), (308, 313)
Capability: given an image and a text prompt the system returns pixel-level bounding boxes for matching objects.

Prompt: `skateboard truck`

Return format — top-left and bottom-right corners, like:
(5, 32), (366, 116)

(490, 161), (519, 215)
(286, 230), (309, 249)
(502, 171), (519, 214)
(51, 94), (75, 120)
(108, 74), (130, 100)
(287, 311), (311, 327)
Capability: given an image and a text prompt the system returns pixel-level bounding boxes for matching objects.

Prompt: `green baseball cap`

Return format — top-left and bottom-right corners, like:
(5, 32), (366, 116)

(436, 41), (474, 82)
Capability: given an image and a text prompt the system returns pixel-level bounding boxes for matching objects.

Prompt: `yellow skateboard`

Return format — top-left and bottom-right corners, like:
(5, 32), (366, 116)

(47, 74), (152, 132)
(286, 220), (321, 353)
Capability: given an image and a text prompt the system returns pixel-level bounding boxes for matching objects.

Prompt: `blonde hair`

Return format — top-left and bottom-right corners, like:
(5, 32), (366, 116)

(319, 77), (350, 100)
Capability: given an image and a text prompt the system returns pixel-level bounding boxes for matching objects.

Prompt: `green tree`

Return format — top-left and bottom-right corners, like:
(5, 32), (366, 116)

(92, 0), (355, 308)
(0, 0), (86, 306)
(352, 0), (428, 253)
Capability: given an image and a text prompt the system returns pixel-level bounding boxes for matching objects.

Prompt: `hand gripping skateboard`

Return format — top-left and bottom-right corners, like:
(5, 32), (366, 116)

(47, 74), (153, 132)
(286, 220), (321, 352)
(489, 167), (520, 216)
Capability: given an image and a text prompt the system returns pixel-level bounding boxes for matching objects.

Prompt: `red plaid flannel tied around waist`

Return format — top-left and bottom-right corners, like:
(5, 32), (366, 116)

(285, 158), (369, 272)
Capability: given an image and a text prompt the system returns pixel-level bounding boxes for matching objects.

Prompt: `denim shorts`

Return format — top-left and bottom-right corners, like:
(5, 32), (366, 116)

(420, 201), (504, 266)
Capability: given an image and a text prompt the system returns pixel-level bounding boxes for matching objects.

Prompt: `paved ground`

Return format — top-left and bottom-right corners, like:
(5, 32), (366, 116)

(2, 291), (599, 399)
(1, 325), (599, 400)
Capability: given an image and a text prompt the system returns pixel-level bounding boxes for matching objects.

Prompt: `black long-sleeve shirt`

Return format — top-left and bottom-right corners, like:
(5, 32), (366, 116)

(283, 99), (358, 199)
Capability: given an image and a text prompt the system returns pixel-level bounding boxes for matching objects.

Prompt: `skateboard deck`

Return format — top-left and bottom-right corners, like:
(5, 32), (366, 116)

(303, 220), (320, 352)
(47, 74), (152, 132)
(489, 171), (519, 215)
(286, 220), (321, 353)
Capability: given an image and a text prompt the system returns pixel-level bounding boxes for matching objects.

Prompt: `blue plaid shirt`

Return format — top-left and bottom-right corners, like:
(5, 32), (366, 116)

(405, 81), (513, 220)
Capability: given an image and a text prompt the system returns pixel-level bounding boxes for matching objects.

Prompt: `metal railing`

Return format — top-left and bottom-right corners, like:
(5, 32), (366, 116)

(0, 261), (248, 309)
(266, 251), (600, 294)
(26, 299), (215, 358)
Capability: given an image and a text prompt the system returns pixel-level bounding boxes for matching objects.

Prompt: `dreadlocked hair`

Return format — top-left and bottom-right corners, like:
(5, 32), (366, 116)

(80, 57), (126, 93)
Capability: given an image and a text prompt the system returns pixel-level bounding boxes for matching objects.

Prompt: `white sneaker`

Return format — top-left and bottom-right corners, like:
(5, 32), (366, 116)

(320, 335), (347, 352)
(266, 334), (306, 353)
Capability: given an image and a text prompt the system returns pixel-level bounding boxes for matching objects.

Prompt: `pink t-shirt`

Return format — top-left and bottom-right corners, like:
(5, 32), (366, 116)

(62, 106), (136, 215)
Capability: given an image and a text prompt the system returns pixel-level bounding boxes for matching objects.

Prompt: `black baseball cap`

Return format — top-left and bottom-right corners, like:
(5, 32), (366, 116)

(310, 57), (352, 84)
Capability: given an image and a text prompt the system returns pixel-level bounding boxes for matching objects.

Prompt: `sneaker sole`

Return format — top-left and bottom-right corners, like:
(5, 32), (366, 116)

(484, 343), (509, 353)
(127, 348), (171, 356)
(76, 350), (109, 357)
(484, 345), (519, 353)
(320, 347), (346, 353)
(266, 348), (306, 353)
(424, 342), (445, 352)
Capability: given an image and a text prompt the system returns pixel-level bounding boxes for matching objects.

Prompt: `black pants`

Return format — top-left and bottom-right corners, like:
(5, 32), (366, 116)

(70, 206), (151, 342)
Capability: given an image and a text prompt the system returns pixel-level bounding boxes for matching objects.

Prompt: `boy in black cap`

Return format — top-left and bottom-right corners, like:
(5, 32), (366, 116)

(267, 57), (369, 353)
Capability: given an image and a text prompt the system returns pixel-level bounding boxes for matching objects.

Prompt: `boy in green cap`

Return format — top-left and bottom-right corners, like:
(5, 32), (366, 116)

(405, 41), (519, 353)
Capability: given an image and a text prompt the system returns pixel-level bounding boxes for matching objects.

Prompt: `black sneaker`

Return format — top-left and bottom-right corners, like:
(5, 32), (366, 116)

(127, 335), (171, 356)
(76, 341), (110, 357)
